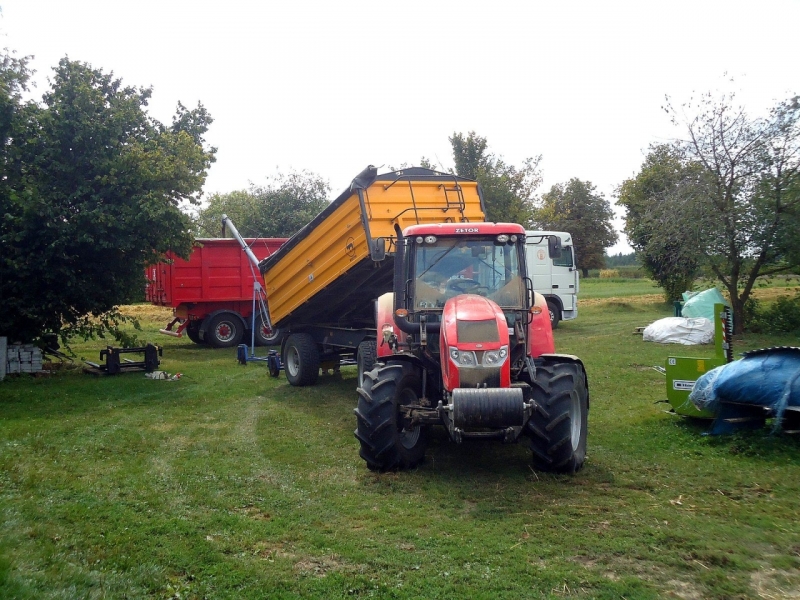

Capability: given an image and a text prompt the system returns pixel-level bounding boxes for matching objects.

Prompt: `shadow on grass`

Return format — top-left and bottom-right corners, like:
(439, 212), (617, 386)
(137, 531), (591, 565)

(643, 412), (800, 466)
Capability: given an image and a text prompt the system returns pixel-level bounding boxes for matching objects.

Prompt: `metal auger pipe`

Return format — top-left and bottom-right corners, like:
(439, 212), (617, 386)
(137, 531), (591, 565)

(221, 213), (260, 269)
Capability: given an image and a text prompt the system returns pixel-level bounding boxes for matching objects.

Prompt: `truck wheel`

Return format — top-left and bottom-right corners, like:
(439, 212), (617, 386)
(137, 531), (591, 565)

(547, 300), (561, 329)
(356, 340), (377, 388)
(526, 360), (588, 473)
(353, 362), (427, 471)
(207, 313), (244, 348)
(185, 321), (203, 344)
(254, 314), (283, 346)
(283, 333), (320, 386)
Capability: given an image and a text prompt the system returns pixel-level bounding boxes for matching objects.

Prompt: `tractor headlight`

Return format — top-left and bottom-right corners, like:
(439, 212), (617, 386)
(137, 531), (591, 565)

(482, 345), (508, 366)
(449, 347), (477, 367)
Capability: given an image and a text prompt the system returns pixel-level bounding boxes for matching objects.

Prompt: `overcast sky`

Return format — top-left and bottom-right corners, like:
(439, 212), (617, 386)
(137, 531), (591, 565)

(4, 1), (799, 253)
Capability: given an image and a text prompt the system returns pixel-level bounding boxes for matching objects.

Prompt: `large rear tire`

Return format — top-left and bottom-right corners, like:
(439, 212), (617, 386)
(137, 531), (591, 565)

(526, 360), (588, 473)
(356, 340), (377, 388)
(283, 333), (320, 386)
(206, 312), (244, 348)
(354, 362), (427, 471)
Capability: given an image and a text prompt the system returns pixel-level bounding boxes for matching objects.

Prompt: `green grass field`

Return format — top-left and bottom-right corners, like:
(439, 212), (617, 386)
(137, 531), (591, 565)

(1, 282), (799, 599)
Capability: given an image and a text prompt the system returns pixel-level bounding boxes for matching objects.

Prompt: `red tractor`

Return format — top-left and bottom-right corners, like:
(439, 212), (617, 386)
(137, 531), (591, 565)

(354, 222), (588, 473)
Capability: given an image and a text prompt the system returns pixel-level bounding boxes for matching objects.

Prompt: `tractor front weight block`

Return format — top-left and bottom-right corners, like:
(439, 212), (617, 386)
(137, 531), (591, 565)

(451, 387), (525, 429)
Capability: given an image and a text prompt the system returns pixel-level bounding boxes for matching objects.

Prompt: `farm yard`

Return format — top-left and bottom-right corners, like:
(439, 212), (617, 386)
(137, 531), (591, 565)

(1, 280), (799, 599)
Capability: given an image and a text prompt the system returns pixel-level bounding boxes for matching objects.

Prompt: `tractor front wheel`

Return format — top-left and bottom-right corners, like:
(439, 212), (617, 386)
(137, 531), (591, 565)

(526, 360), (588, 473)
(354, 362), (427, 471)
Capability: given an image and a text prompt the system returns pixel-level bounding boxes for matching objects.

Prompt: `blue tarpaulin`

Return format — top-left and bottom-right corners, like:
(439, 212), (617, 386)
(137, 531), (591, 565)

(689, 347), (800, 433)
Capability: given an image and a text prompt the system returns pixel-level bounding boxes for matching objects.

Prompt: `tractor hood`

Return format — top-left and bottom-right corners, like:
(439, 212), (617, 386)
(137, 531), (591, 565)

(440, 294), (511, 391)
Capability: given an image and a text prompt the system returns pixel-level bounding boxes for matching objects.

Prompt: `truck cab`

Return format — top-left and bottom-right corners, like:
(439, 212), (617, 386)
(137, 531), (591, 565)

(525, 231), (578, 327)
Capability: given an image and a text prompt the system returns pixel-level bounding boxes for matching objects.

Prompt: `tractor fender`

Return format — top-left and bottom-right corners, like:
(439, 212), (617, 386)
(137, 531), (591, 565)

(529, 291), (555, 357)
(375, 292), (408, 359)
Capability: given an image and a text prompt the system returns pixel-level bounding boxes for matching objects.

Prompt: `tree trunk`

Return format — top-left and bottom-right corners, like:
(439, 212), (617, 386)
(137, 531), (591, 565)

(729, 293), (745, 335)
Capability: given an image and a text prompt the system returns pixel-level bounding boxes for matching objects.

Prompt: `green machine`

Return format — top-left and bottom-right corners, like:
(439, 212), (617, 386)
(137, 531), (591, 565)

(664, 304), (733, 417)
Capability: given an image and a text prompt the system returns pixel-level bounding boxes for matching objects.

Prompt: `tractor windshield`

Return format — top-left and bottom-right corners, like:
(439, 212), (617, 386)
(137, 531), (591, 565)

(412, 236), (525, 309)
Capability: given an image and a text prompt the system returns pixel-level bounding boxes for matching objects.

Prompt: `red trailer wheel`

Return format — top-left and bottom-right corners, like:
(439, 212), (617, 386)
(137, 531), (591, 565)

(206, 313), (244, 348)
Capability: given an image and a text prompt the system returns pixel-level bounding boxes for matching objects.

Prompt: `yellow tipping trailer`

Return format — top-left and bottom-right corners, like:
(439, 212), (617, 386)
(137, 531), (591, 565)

(258, 165), (485, 386)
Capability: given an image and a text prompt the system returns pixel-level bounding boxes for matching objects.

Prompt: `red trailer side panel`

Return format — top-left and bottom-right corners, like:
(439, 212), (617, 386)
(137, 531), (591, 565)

(146, 238), (287, 308)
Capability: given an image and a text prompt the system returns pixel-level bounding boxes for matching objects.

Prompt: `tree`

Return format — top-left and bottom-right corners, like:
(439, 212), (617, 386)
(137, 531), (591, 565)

(617, 144), (703, 300)
(660, 91), (800, 333)
(605, 252), (639, 268)
(449, 132), (542, 224)
(533, 179), (617, 277)
(0, 57), (215, 344)
(194, 170), (330, 238)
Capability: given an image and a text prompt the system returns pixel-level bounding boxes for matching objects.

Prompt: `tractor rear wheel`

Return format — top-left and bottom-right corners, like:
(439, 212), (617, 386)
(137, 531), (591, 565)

(356, 340), (377, 388)
(354, 362), (427, 471)
(283, 333), (320, 386)
(526, 360), (588, 473)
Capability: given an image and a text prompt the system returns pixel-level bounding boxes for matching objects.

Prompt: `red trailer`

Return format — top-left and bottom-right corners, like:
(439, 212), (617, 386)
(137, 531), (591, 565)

(146, 238), (287, 348)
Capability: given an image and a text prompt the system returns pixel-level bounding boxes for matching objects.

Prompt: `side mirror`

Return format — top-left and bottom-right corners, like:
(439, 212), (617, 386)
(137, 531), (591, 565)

(371, 237), (386, 261)
(548, 236), (562, 259)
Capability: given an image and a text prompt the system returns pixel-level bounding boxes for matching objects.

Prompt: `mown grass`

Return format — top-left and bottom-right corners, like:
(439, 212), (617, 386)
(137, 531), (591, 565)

(1, 284), (799, 599)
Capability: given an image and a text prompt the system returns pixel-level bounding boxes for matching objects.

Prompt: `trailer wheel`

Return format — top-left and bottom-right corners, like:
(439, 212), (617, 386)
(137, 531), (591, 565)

(185, 321), (203, 344)
(356, 340), (377, 387)
(206, 312), (244, 348)
(526, 360), (588, 473)
(254, 314), (283, 346)
(547, 300), (561, 329)
(283, 333), (320, 386)
(354, 362), (427, 471)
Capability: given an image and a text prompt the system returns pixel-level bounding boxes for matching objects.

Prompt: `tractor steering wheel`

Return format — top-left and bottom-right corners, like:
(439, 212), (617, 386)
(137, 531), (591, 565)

(447, 278), (489, 295)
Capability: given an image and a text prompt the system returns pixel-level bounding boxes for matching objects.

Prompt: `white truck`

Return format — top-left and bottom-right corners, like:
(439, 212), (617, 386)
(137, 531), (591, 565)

(525, 231), (578, 328)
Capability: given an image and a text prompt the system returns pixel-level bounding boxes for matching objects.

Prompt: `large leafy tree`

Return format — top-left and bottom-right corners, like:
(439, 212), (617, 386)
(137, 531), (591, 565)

(449, 132), (542, 225)
(617, 144), (704, 300)
(655, 92), (800, 333)
(195, 170), (330, 238)
(0, 56), (215, 343)
(533, 179), (617, 277)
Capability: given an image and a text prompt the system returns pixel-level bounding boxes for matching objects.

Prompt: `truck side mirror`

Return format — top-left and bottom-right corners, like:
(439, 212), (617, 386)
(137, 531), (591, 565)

(548, 236), (562, 259)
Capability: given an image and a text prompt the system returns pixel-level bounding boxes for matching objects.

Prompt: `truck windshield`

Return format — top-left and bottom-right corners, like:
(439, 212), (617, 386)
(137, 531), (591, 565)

(413, 237), (524, 309)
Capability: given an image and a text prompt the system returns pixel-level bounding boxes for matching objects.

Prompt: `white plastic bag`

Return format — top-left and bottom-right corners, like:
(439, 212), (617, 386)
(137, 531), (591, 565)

(642, 317), (714, 345)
